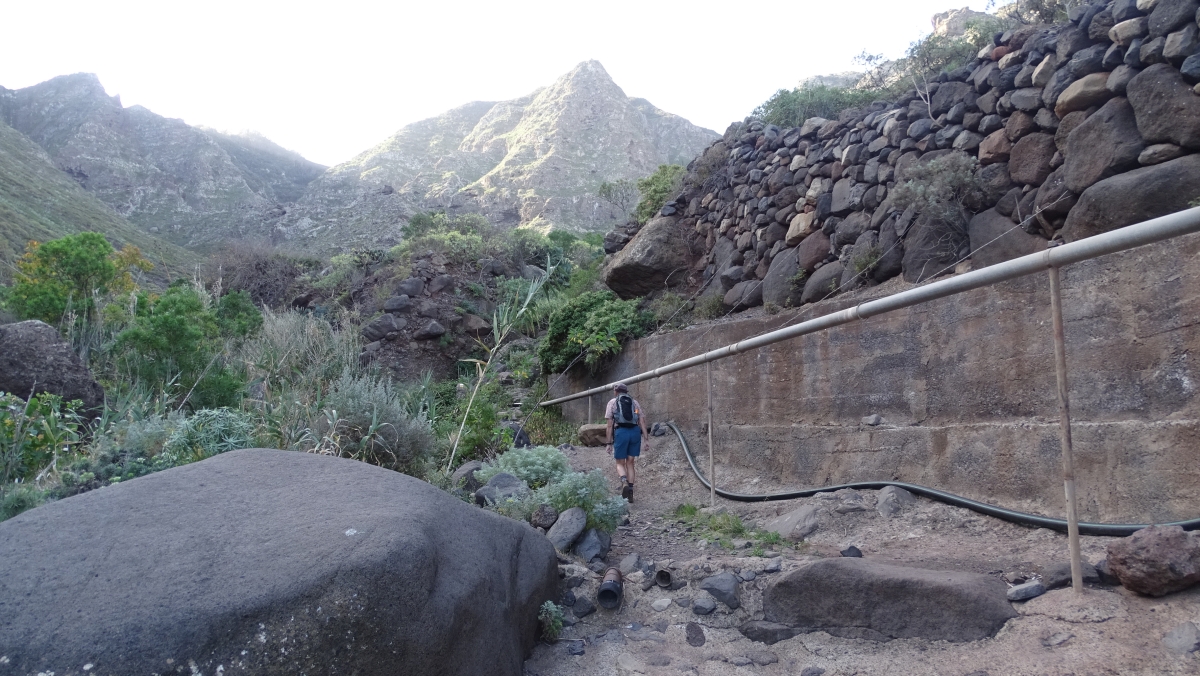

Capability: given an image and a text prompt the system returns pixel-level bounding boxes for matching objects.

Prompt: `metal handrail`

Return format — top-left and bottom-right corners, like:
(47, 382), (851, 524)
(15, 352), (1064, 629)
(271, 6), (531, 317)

(542, 207), (1200, 406)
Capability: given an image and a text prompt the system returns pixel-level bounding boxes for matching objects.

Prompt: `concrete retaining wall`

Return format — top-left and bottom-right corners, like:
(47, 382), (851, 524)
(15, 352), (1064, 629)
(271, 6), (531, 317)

(552, 232), (1200, 523)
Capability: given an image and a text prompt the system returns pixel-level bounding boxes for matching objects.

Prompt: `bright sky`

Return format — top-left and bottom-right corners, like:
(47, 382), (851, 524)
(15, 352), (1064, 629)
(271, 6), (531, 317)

(2, 0), (991, 167)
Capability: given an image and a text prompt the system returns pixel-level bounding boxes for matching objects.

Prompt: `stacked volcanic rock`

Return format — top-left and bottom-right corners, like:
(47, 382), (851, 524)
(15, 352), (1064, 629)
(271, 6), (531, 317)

(605, 0), (1200, 311)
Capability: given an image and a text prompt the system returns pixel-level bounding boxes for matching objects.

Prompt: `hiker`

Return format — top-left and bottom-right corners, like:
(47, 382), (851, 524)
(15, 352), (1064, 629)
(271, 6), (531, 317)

(605, 383), (649, 502)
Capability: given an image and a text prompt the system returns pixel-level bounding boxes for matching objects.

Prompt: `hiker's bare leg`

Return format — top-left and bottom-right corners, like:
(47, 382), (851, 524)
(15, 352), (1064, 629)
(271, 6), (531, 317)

(626, 457), (636, 485)
(615, 458), (627, 481)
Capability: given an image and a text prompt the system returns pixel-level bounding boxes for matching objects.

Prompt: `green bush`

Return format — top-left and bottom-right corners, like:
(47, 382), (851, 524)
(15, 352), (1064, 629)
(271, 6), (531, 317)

(0, 484), (47, 520)
(635, 165), (686, 225)
(534, 469), (627, 532)
(475, 445), (570, 489)
(538, 600), (565, 641)
(157, 408), (255, 468)
(754, 83), (884, 128)
(0, 392), (84, 485)
(116, 283), (258, 409)
(3, 232), (151, 325)
(537, 291), (653, 374)
(315, 368), (435, 474)
(891, 153), (986, 236)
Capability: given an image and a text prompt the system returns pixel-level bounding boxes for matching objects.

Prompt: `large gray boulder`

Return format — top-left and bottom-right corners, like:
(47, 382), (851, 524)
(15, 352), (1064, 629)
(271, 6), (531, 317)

(762, 558), (1017, 642)
(902, 213), (969, 283)
(603, 215), (691, 299)
(1063, 97), (1146, 193)
(968, 208), (1046, 269)
(761, 247), (805, 308)
(801, 262), (844, 304)
(0, 449), (557, 676)
(1062, 154), (1200, 241)
(1127, 63), (1200, 148)
(0, 320), (104, 414)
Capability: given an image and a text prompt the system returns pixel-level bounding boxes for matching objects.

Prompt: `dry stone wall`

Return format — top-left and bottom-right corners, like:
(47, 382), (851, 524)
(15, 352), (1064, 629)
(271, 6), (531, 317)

(606, 0), (1200, 310)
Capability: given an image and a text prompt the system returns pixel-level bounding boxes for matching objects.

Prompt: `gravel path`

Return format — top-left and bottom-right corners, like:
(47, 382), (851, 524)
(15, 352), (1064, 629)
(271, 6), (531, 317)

(523, 433), (1200, 675)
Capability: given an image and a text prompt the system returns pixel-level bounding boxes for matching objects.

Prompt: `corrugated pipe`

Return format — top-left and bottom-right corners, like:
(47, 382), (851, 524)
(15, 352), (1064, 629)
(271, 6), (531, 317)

(541, 207), (1200, 407)
(666, 422), (1200, 537)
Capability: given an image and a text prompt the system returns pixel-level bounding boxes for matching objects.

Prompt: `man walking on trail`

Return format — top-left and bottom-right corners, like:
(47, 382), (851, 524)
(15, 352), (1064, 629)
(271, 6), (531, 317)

(605, 383), (648, 503)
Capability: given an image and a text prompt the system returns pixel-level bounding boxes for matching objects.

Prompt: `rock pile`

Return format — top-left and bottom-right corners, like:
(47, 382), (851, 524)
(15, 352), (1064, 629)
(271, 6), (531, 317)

(606, 0), (1200, 310)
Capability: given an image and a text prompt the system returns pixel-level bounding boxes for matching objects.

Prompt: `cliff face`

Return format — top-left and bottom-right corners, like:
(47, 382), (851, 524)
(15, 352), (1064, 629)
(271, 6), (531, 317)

(282, 61), (718, 251)
(0, 74), (319, 250)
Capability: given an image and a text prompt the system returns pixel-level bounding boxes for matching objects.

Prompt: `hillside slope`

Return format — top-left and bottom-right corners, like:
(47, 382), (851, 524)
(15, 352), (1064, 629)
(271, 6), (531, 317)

(0, 118), (195, 278)
(281, 61), (718, 251)
(0, 74), (316, 250)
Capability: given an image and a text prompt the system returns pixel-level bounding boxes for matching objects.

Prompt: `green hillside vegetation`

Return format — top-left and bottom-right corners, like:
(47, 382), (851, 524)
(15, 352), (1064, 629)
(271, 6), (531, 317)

(0, 120), (195, 281)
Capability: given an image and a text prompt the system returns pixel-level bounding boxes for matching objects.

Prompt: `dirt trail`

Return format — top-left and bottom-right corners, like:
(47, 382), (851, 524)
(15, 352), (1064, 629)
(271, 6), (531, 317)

(523, 432), (1200, 676)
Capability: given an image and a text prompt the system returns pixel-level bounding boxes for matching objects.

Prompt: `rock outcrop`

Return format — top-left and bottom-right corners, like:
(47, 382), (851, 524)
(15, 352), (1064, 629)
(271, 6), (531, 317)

(605, 3), (1200, 309)
(1106, 525), (1200, 596)
(0, 320), (104, 413)
(0, 449), (557, 676)
(282, 61), (717, 250)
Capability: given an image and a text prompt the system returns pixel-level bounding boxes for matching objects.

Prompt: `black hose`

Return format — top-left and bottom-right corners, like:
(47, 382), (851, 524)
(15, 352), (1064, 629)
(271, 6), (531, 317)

(666, 422), (1200, 537)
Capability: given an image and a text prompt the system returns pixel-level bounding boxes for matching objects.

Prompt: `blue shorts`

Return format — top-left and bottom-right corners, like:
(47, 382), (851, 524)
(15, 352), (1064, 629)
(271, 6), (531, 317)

(613, 425), (641, 459)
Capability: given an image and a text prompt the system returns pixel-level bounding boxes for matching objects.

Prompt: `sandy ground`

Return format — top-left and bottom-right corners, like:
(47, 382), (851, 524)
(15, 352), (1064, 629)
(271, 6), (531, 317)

(522, 432), (1200, 676)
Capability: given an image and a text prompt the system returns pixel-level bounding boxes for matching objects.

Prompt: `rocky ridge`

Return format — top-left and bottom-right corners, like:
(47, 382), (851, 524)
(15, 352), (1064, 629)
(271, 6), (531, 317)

(0, 73), (323, 250)
(281, 61), (718, 250)
(606, 0), (1200, 310)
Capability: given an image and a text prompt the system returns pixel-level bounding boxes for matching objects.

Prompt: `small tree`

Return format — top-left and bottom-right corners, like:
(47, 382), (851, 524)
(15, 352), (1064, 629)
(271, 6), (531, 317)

(5, 233), (151, 325)
(634, 165), (686, 225)
(597, 179), (638, 220)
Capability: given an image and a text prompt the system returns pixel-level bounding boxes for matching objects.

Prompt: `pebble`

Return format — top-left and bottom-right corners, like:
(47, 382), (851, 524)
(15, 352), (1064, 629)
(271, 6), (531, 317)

(1007, 580), (1047, 601)
(692, 597), (717, 615)
(764, 551), (781, 558)
(741, 570), (757, 581)
(764, 558), (782, 572)
(1041, 631), (1074, 647)
(729, 656), (753, 666)
(651, 598), (672, 611)
(748, 649), (780, 666)
(840, 545), (863, 557)
(567, 641), (585, 656)
(1163, 621), (1200, 654)
(675, 597), (690, 607)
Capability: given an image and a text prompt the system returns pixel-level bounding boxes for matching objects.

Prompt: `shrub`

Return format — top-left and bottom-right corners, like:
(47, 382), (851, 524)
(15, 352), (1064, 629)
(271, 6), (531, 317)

(649, 292), (691, 329)
(754, 83), (884, 128)
(315, 368), (435, 474)
(534, 469), (627, 532)
(890, 153), (986, 240)
(0, 484), (47, 520)
(597, 179), (638, 220)
(157, 408), (255, 468)
(475, 445), (570, 489)
(635, 165), (686, 225)
(0, 392), (85, 485)
(537, 291), (653, 375)
(694, 294), (725, 320)
(116, 283), (249, 409)
(4, 233), (151, 325)
(204, 242), (320, 308)
(538, 601), (565, 641)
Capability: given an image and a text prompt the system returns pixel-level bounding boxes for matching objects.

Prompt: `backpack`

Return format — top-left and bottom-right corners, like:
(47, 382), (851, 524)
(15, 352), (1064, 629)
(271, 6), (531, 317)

(614, 394), (639, 428)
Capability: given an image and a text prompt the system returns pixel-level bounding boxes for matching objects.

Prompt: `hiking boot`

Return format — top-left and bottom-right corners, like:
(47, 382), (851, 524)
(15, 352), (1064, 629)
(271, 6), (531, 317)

(622, 483), (633, 503)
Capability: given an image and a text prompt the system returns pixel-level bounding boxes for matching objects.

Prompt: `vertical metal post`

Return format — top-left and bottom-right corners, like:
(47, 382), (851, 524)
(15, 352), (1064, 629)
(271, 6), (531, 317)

(707, 361), (715, 507)
(588, 395), (593, 425)
(1049, 266), (1084, 594)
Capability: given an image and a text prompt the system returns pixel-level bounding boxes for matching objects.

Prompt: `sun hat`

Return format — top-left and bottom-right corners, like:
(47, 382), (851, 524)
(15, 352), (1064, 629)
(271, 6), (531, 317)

(614, 383), (629, 392)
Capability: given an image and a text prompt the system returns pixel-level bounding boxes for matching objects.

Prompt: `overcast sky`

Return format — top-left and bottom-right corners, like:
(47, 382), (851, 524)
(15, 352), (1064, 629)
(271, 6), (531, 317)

(2, 0), (991, 167)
